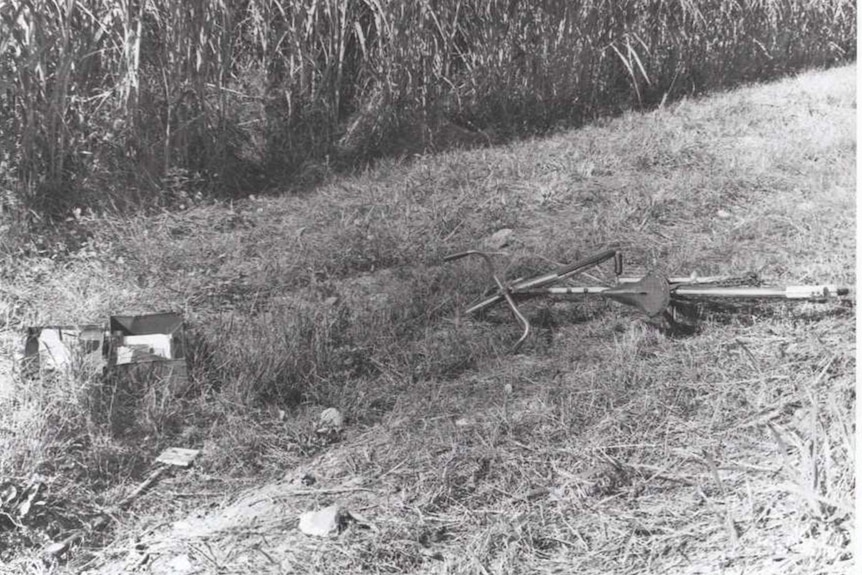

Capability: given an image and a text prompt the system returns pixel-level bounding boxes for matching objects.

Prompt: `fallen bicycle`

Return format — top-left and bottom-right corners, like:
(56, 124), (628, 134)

(444, 247), (851, 352)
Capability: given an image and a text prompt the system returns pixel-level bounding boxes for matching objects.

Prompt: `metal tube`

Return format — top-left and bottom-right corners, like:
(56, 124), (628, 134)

(533, 287), (610, 295)
(445, 250), (531, 350)
(454, 248), (621, 314)
(525, 284), (846, 302)
(673, 286), (788, 298)
(509, 248), (620, 291)
(672, 285), (845, 300)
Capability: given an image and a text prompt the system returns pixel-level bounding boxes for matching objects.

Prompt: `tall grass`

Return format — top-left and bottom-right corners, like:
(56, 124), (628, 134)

(0, 0), (855, 216)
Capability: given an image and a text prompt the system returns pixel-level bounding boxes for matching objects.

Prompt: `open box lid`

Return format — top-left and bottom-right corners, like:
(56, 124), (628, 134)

(109, 313), (185, 364)
(109, 313), (183, 336)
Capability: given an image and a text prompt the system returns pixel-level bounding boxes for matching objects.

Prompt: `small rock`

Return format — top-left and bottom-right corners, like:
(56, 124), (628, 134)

(299, 504), (342, 537)
(319, 407), (344, 429)
(716, 209), (731, 219)
(164, 554), (193, 574)
(485, 228), (514, 249)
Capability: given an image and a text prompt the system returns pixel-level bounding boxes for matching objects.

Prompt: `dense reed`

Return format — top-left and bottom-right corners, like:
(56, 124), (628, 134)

(0, 0), (855, 214)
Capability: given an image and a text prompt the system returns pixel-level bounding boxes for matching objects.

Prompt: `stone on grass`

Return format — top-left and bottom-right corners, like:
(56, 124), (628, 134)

(299, 504), (342, 537)
(485, 228), (514, 249)
(319, 407), (344, 429)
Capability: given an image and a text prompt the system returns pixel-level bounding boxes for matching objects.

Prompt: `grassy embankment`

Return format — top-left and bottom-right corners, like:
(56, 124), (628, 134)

(0, 64), (855, 573)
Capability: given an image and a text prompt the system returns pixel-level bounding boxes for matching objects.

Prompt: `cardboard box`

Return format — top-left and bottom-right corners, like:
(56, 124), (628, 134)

(107, 312), (188, 388)
(23, 325), (105, 374)
(22, 313), (188, 389)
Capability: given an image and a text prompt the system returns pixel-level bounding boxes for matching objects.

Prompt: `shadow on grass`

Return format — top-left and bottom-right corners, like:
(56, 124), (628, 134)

(671, 298), (854, 328)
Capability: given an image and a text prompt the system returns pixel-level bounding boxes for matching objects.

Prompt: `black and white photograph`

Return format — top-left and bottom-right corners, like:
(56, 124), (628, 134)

(0, 1), (856, 573)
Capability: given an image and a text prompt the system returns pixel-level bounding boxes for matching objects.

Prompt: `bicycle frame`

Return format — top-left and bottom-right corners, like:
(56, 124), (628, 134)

(445, 248), (850, 352)
(445, 248), (623, 316)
